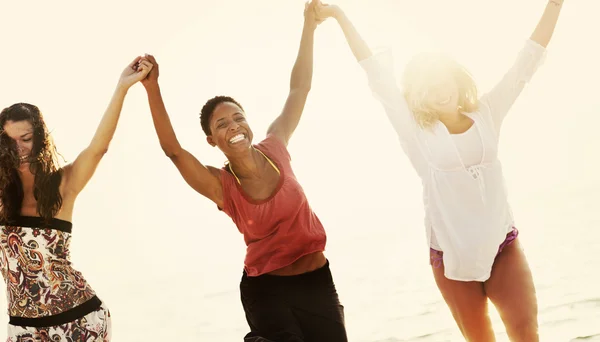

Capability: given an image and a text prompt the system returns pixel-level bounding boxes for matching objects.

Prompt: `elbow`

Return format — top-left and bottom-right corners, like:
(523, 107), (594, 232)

(161, 145), (182, 159)
(88, 145), (109, 158)
(290, 86), (311, 96)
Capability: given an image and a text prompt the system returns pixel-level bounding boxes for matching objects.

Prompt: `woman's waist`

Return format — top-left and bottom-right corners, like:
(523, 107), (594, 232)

(425, 158), (501, 173)
(244, 238), (327, 276)
(7, 287), (97, 318)
(266, 251), (326, 276)
(8, 294), (102, 327)
(243, 253), (330, 282)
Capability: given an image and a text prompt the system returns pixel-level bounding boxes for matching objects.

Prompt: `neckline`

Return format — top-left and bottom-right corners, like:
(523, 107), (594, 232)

(441, 113), (487, 171)
(1, 216), (73, 232)
(16, 216), (73, 224)
(230, 145), (285, 205)
(229, 146), (280, 184)
(450, 123), (476, 137)
(441, 113), (476, 136)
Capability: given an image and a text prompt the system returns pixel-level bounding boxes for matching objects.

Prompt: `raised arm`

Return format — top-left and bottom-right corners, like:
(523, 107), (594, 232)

(141, 55), (223, 207)
(317, 3), (417, 136)
(267, 0), (323, 146)
(63, 57), (153, 197)
(531, 0), (564, 48)
(481, 0), (564, 131)
(315, 3), (429, 174)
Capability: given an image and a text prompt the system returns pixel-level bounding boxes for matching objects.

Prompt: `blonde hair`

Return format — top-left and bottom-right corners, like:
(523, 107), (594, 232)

(402, 52), (478, 129)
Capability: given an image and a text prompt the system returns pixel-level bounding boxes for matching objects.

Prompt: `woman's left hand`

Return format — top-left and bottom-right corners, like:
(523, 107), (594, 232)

(304, 0), (326, 29)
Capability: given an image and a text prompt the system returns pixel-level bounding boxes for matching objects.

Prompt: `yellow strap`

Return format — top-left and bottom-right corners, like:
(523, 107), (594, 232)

(229, 147), (280, 185)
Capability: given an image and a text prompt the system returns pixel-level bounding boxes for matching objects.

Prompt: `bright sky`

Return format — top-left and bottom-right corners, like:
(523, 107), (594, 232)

(0, 0), (598, 340)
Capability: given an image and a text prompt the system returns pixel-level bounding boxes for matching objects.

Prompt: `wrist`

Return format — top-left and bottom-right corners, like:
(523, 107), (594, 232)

(303, 19), (318, 31)
(115, 82), (130, 95)
(332, 6), (344, 20)
(144, 82), (161, 95)
(143, 81), (160, 92)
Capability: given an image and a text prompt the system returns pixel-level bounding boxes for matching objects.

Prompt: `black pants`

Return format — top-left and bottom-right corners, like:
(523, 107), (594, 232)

(240, 260), (347, 342)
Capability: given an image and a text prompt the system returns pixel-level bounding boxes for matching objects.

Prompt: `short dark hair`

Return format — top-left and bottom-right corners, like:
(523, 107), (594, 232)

(199, 96), (244, 136)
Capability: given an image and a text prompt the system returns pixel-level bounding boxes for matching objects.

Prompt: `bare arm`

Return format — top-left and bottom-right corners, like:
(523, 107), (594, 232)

(481, 0), (564, 130)
(530, 0), (564, 48)
(141, 55), (223, 207)
(63, 57), (153, 196)
(267, 0), (322, 146)
(317, 3), (417, 132)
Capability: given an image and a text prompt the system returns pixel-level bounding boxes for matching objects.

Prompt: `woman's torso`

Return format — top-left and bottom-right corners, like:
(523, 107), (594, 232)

(414, 112), (515, 280)
(219, 135), (327, 277)
(18, 165), (76, 222)
(0, 165), (96, 318)
(0, 216), (96, 318)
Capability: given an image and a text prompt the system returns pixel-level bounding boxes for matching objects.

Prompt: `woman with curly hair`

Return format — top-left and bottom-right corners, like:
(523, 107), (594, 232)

(0, 56), (152, 341)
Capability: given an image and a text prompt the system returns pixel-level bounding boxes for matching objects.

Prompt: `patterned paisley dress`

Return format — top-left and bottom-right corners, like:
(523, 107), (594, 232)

(0, 216), (111, 341)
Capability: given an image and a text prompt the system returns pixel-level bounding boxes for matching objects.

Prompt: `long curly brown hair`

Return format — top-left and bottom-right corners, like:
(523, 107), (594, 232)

(0, 103), (63, 224)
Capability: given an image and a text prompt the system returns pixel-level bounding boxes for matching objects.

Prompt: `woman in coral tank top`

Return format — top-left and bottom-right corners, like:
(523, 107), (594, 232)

(141, 1), (347, 341)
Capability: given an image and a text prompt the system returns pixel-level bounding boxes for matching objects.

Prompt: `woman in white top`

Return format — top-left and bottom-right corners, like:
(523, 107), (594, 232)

(315, 1), (564, 341)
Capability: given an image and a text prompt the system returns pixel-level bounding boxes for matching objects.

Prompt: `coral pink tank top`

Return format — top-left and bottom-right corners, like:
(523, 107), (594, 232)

(219, 134), (327, 276)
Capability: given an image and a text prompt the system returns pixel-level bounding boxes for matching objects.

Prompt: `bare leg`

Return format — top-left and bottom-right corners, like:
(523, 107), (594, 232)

(431, 250), (496, 342)
(484, 238), (539, 342)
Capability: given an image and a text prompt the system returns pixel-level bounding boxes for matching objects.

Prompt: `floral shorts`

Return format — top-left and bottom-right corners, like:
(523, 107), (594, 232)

(7, 302), (111, 342)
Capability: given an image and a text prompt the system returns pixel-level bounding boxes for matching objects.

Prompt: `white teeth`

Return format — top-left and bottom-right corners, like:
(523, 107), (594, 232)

(229, 134), (245, 144)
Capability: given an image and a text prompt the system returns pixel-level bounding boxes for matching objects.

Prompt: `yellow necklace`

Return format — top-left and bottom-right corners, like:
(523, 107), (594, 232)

(229, 147), (280, 185)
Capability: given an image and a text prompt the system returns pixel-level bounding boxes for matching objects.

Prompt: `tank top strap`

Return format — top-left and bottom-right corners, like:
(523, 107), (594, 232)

(229, 146), (280, 185)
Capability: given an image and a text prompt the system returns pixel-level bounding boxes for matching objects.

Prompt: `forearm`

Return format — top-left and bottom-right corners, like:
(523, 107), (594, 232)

(530, 0), (564, 47)
(335, 9), (372, 62)
(145, 84), (182, 155)
(87, 85), (128, 155)
(289, 22), (315, 92)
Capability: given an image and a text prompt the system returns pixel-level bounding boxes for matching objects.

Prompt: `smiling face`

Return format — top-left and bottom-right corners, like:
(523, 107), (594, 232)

(422, 73), (460, 116)
(3, 120), (34, 164)
(206, 101), (253, 155)
(402, 52), (479, 128)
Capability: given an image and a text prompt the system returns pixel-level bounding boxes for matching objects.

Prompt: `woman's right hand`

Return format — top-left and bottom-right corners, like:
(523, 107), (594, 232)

(141, 54), (159, 89)
(315, 2), (342, 21)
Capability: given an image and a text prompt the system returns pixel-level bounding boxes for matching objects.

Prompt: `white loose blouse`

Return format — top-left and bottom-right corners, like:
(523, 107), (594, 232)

(360, 39), (547, 281)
